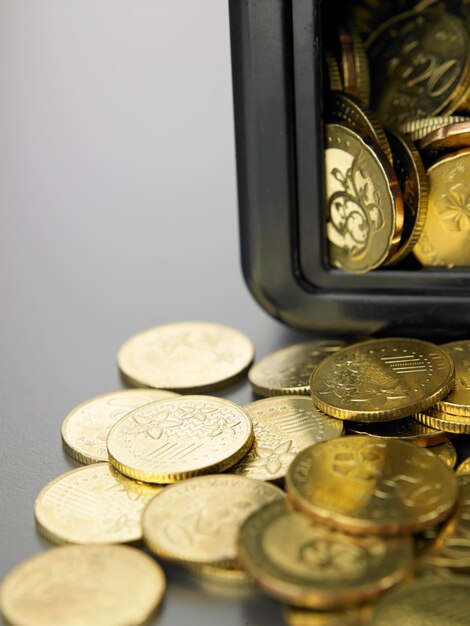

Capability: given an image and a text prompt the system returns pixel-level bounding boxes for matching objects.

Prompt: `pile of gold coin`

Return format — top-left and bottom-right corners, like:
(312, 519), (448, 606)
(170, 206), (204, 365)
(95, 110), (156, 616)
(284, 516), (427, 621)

(1, 322), (470, 626)
(324, 2), (470, 272)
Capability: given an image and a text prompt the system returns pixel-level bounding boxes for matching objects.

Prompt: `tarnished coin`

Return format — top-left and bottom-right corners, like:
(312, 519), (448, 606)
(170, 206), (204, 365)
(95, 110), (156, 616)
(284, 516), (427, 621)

(118, 321), (254, 392)
(328, 91), (392, 162)
(457, 457), (470, 473)
(284, 603), (372, 626)
(107, 396), (253, 483)
(370, 577), (470, 625)
(436, 340), (470, 416)
(34, 463), (162, 545)
(231, 397), (344, 482)
(325, 124), (404, 273)
(336, 24), (370, 105)
(398, 116), (470, 142)
(415, 407), (470, 433)
(421, 473), (470, 572)
(429, 440), (458, 468)
(61, 389), (178, 464)
(419, 121), (470, 163)
(310, 338), (455, 422)
(414, 149), (470, 267)
(238, 500), (413, 609)
(0, 544), (165, 626)
(286, 437), (458, 535)
(346, 416), (453, 447)
(367, 10), (470, 126)
(249, 340), (347, 397)
(414, 0), (470, 24)
(142, 474), (284, 567)
(384, 129), (428, 266)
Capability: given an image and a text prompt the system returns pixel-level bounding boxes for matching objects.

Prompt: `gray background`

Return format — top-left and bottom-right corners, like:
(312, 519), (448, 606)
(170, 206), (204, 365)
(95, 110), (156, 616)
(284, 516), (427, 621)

(0, 1), (312, 624)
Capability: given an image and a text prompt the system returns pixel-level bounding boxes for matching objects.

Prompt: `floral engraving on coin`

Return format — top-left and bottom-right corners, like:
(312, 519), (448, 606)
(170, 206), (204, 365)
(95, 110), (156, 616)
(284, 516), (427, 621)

(327, 151), (384, 256)
(438, 182), (470, 231)
(298, 538), (371, 580)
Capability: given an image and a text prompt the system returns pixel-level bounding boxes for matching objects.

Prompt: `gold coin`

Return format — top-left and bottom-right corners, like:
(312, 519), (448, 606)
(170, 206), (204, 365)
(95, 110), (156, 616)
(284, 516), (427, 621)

(435, 340), (470, 415)
(142, 474), (284, 567)
(284, 603), (371, 626)
(188, 564), (253, 588)
(231, 397), (344, 482)
(107, 396), (253, 483)
(325, 124), (404, 273)
(415, 407), (470, 434)
(457, 457), (470, 473)
(346, 416), (453, 447)
(0, 544), (165, 626)
(429, 441), (458, 468)
(384, 129), (428, 266)
(286, 437), (458, 535)
(61, 389), (178, 464)
(397, 116), (470, 142)
(326, 51), (343, 92)
(367, 10), (470, 127)
(414, 0), (470, 24)
(117, 321), (254, 392)
(328, 91), (392, 162)
(414, 149), (470, 267)
(337, 25), (370, 105)
(419, 120), (470, 163)
(34, 463), (162, 545)
(237, 500), (413, 609)
(370, 577), (470, 625)
(422, 473), (470, 572)
(310, 338), (455, 422)
(248, 340), (347, 397)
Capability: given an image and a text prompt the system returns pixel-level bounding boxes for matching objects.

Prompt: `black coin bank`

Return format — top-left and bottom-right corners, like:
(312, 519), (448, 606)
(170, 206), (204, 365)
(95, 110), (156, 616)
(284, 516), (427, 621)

(228, 0), (470, 338)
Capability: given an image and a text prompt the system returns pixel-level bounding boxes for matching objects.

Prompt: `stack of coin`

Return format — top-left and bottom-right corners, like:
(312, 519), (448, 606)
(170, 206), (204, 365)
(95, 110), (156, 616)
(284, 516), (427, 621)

(324, 3), (470, 271)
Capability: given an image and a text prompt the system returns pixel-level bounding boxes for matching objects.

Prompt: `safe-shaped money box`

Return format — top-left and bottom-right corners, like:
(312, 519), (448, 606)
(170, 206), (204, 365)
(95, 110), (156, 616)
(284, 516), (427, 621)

(228, 0), (470, 337)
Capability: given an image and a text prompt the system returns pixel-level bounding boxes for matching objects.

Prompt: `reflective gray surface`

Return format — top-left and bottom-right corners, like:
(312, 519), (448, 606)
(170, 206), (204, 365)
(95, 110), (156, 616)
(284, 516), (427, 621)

(0, 2), (310, 624)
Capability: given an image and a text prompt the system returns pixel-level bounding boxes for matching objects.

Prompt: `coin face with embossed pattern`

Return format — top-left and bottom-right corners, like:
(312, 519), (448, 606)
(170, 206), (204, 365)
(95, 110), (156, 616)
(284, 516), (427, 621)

(0, 544), (165, 626)
(286, 437), (458, 535)
(61, 389), (179, 464)
(238, 500), (413, 609)
(142, 474), (284, 567)
(367, 10), (470, 126)
(436, 340), (470, 415)
(231, 397), (344, 482)
(34, 463), (162, 545)
(249, 340), (347, 397)
(370, 577), (470, 625)
(107, 396), (253, 483)
(325, 124), (404, 274)
(310, 338), (455, 422)
(118, 321), (254, 392)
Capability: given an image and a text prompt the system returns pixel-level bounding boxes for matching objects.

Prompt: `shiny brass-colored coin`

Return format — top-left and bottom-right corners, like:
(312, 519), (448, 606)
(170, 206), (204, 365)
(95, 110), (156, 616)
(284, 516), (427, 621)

(142, 474), (284, 567)
(286, 437), (458, 535)
(415, 407), (470, 433)
(367, 10), (470, 127)
(310, 338), (455, 422)
(398, 116), (470, 142)
(189, 563), (253, 588)
(370, 577), (470, 625)
(328, 91), (392, 162)
(34, 463), (162, 545)
(429, 440), (458, 468)
(0, 544), (165, 626)
(384, 129), (428, 266)
(284, 603), (372, 626)
(419, 121), (470, 163)
(346, 416), (453, 447)
(231, 397), (344, 482)
(422, 473), (470, 572)
(414, 0), (470, 26)
(326, 51), (343, 92)
(117, 321), (254, 392)
(249, 340), (347, 397)
(337, 25), (370, 105)
(325, 124), (404, 273)
(457, 457), (470, 473)
(61, 389), (178, 464)
(238, 500), (413, 609)
(436, 340), (470, 416)
(414, 150), (470, 267)
(107, 396), (253, 483)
